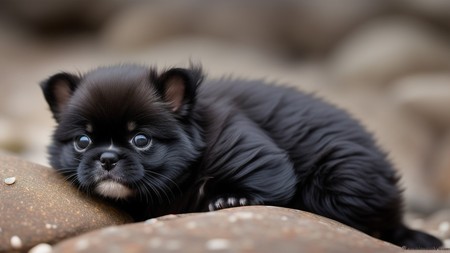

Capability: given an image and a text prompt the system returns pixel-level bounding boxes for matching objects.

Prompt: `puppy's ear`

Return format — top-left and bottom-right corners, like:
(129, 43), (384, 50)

(154, 67), (203, 116)
(40, 72), (80, 122)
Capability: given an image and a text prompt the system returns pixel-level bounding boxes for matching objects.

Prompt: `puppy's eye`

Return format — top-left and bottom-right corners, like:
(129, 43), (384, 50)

(131, 133), (152, 150)
(74, 135), (91, 152)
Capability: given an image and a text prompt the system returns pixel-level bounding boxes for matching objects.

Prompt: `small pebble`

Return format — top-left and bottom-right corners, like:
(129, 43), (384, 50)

(4, 177), (16, 185)
(10, 235), (23, 249)
(145, 218), (158, 224)
(444, 239), (450, 249)
(28, 243), (53, 253)
(45, 223), (58, 229)
(75, 239), (90, 251)
(205, 239), (230, 250)
(228, 215), (238, 223)
(439, 221), (449, 233)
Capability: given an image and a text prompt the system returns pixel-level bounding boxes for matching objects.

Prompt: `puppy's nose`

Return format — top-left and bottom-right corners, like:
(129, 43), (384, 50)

(100, 152), (119, 171)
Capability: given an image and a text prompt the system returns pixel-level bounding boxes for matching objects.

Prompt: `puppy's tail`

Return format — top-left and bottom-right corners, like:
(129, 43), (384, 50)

(381, 225), (443, 249)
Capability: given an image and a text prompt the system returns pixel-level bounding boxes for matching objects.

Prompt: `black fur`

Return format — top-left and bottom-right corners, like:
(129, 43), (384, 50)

(40, 64), (442, 249)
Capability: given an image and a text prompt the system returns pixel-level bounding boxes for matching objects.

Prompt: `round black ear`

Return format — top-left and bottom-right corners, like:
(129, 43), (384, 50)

(40, 72), (80, 122)
(153, 66), (203, 117)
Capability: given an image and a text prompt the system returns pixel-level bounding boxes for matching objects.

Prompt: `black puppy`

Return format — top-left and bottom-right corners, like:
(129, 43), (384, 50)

(41, 64), (442, 248)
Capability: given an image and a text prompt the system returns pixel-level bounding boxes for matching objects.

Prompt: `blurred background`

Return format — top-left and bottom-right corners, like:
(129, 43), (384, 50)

(0, 0), (449, 241)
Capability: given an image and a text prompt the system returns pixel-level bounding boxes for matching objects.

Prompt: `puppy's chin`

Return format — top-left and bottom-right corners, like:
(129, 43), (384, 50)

(95, 180), (133, 199)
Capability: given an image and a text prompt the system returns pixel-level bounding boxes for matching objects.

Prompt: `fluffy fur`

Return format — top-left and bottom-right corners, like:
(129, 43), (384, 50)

(41, 64), (442, 249)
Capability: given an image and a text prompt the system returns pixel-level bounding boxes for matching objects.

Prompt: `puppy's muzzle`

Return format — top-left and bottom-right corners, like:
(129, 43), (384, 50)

(100, 151), (119, 171)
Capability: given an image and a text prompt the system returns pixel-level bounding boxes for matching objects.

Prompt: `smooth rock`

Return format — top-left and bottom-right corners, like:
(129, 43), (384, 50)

(329, 17), (450, 86)
(287, 0), (388, 56)
(0, 117), (26, 154)
(395, 0), (450, 29)
(101, 1), (193, 50)
(101, 0), (389, 56)
(391, 73), (450, 129)
(0, 154), (133, 253)
(52, 206), (400, 253)
(0, 0), (125, 32)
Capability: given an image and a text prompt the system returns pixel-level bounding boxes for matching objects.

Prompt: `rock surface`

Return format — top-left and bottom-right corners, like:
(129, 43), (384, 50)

(52, 206), (400, 253)
(391, 73), (450, 129)
(329, 17), (450, 86)
(0, 153), (132, 253)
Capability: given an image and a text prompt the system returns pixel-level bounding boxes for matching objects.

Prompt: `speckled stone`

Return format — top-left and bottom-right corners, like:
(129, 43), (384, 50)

(0, 153), (133, 253)
(53, 206), (400, 253)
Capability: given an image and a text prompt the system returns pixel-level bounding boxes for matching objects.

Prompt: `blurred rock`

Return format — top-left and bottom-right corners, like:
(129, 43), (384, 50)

(329, 17), (450, 87)
(0, 0), (127, 33)
(0, 117), (26, 154)
(391, 73), (450, 129)
(102, 0), (389, 57)
(0, 154), (133, 252)
(287, 0), (389, 56)
(102, 1), (194, 50)
(52, 206), (400, 253)
(395, 0), (450, 29)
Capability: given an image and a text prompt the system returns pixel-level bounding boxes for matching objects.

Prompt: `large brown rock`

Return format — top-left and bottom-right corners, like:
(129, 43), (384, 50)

(329, 17), (450, 86)
(396, 0), (450, 30)
(0, 153), (132, 253)
(52, 206), (400, 253)
(391, 73), (450, 129)
(101, 0), (389, 56)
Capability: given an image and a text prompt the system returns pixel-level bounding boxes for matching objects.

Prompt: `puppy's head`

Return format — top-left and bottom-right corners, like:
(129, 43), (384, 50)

(41, 64), (203, 203)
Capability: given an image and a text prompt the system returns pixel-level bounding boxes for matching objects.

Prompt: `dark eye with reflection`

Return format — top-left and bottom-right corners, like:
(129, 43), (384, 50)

(74, 135), (91, 152)
(131, 133), (152, 150)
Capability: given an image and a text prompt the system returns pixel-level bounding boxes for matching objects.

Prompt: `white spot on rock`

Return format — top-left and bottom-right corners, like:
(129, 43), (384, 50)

(281, 216), (288, 221)
(10, 235), (22, 249)
(45, 223), (58, 229)
(101, 226), (119, 235)
(228, 215), (238, 223)
(75, 239), (90, 251)
(4, 177), (16, 185)
(145, 218), (158, 224)
(185, 221), (197, 229)
(444, 239), (450, 249)
(205, 239), (230, 250)
(28, 243), (53, 253)
(439, 221), (449, 233)
(234, 211), (254, 220)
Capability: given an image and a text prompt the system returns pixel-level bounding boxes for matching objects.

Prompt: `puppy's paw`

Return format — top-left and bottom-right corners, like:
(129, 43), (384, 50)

(208, 195), (259, 211)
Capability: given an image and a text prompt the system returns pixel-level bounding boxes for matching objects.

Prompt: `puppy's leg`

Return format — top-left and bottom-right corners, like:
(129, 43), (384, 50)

(201, 115), (298, 211)
(204, 146), (297, 211)
(294, 141), (442, 249)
